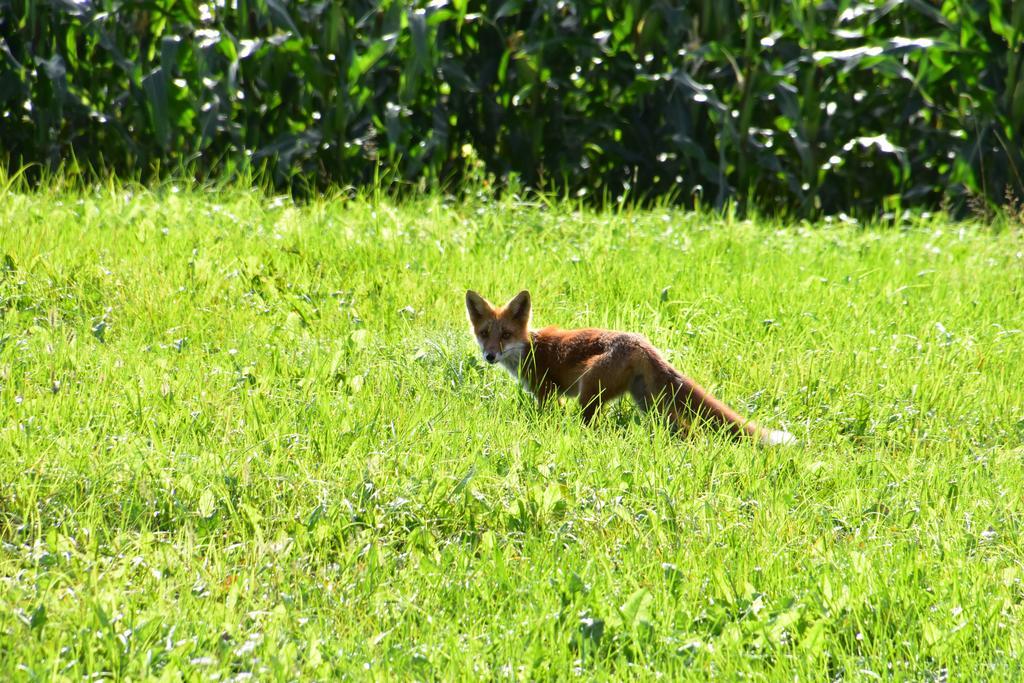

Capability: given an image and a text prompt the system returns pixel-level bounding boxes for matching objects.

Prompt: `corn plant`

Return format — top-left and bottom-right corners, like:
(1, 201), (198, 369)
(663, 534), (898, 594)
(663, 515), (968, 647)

(0, 0), (1019, 215)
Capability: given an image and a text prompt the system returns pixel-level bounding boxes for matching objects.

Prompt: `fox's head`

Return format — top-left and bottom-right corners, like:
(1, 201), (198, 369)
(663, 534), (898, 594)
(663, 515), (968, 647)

(465, 290), (531, 365)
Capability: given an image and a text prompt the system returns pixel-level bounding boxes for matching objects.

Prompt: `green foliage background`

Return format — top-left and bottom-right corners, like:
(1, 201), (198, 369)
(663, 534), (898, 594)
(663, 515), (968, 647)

(2, 0), (1022, 215)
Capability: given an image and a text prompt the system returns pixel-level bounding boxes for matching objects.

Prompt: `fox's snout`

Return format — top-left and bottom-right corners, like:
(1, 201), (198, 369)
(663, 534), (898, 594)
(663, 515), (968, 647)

(484, 351), (498, 364)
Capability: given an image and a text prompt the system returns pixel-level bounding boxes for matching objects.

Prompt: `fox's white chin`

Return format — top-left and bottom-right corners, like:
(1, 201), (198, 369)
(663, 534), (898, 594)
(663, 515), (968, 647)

(495, 343), (528, 375)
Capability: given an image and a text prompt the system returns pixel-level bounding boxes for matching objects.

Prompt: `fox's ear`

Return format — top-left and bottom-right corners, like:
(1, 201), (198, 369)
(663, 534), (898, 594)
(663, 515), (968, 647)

(465, 290), (493, 324)
(505, 290), (531, 324)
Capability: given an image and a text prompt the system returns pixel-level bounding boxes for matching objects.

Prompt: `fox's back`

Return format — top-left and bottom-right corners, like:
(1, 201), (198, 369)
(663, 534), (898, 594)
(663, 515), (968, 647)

(533, 326), (652, 356)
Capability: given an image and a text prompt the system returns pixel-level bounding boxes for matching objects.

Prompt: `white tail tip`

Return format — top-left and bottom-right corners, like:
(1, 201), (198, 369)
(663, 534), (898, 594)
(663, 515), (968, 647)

(762, 430), (797, 447)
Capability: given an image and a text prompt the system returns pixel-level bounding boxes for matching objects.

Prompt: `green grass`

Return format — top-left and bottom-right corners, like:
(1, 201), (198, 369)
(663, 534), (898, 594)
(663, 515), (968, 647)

(2, 184), (1023, 680)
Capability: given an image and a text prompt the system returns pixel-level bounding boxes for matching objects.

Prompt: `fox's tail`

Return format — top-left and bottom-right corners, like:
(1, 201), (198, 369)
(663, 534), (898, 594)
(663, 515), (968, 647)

(655, 357), (796, 447)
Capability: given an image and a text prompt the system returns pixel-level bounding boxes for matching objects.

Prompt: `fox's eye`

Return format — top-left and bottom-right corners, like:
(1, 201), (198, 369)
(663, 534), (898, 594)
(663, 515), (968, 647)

(501, 331), (511, 340)
(479, 330), (488, 339)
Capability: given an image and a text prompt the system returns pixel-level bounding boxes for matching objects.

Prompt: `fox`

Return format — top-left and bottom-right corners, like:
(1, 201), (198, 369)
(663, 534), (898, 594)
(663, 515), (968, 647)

(466, 289), (796, 447)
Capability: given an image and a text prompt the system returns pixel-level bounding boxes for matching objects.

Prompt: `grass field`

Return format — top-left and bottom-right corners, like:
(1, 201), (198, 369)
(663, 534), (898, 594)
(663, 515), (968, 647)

(2, 183), (1024, 680)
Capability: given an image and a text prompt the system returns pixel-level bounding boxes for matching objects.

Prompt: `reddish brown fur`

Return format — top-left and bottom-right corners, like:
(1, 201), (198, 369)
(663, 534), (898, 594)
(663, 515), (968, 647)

(466, 290), (793, 445)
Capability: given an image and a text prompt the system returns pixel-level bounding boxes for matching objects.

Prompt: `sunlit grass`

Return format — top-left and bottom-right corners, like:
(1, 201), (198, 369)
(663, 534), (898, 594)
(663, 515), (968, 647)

(1, 184), (1023, 679)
